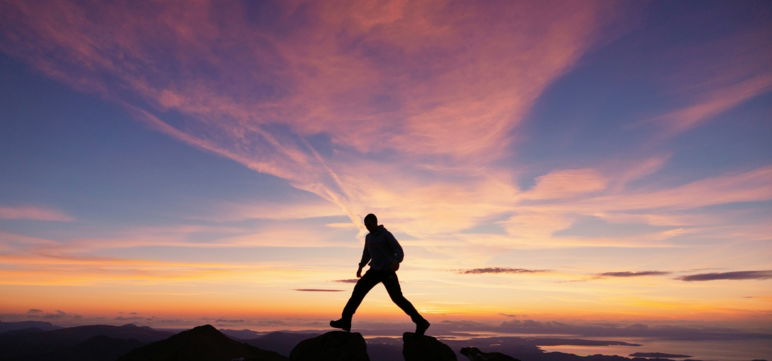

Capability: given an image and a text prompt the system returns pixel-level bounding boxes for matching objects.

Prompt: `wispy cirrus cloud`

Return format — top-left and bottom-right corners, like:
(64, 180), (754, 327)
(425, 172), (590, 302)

(523, 169), (608, 200)
(677, 270), (772, 282)
(0, 205), (74, 221)
(646, 24), (772, 138)
(0, 0), (769, 280)
(520, 166), (772, 215)
(0, 0), (624, 235)
(653, 73), (772, 137)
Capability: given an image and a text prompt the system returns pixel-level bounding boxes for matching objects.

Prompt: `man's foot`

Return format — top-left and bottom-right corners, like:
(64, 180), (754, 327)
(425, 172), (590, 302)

(329, 318), (351, 332)
(415, 318), (430, 336)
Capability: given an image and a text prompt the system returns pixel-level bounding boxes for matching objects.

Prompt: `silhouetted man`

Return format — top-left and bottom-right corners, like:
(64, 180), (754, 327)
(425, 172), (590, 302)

(330, 213), (430, 335)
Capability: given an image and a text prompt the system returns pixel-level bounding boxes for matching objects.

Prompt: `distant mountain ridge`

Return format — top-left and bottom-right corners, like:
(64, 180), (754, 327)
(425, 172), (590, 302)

(245, 331), (322, 357)
(0, 320), (60, 333)
(0, 321), (767, 361)
(0, 323), (171, 361)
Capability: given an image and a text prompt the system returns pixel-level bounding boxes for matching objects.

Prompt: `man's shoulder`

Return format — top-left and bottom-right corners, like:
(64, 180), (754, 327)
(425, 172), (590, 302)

(380, 228), (397, 239)
(366, 228), (393, 241)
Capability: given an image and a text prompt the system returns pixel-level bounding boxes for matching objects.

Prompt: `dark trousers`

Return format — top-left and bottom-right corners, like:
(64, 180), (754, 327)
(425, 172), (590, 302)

(342, 269), (423, 323)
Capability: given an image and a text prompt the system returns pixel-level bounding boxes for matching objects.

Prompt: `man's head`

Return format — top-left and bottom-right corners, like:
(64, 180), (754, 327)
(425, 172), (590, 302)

(364, 213), (378, 233)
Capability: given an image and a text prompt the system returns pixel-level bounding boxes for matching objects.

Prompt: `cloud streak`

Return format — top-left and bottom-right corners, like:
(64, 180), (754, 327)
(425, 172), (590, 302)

(678, 270), (772, 282)
(334, 279), (359, 284)
(0, 205), (74, 221)
(598, 271), (670, 278)
(23, 308), (80, 320)
(294, 289), (344, 292)
(460, 267), (550, 275)
(646, 22), (772, 138)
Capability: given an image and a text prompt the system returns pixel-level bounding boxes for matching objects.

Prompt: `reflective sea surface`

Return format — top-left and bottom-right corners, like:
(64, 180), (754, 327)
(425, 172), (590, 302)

(540, 338), (772, 361)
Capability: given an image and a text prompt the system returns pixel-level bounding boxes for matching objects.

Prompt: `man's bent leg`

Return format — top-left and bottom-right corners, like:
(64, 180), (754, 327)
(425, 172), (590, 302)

(382, 271), (430, 334)
(382, 271), (424, 323)
(341, 270), (381, 321)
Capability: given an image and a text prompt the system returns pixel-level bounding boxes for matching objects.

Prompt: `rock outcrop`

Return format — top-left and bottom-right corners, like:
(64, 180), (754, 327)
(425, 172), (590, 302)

(290, 331), (369, 361)
(461, 347), (520, 361)
(403, 332), (456, 361)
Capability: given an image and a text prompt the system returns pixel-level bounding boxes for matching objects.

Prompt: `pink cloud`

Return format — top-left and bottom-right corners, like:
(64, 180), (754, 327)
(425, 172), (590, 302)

(0, 0), (622, 229)
(517, 165), (772, 215)
(0, 205), (74, 221)
(524, 169), (608, 200)
(654, 73), (772, 137)
(590, 165), (772, 212)
(6, 1), (766, 256)
(644, 24), (772, 138)
(490, 164), (772, 249)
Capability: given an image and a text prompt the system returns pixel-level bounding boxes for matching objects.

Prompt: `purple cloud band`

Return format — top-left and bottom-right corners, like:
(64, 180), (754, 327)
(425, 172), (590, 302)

(294, 288), (344, 292)
(460, 267), (549, 274)
(334, 279), (359, 283)
(598, 271), (671, 277)
(677, 270), (772, 281)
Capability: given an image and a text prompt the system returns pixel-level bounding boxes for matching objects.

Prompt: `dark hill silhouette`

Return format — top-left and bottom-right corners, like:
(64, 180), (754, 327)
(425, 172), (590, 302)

(42, 323), (169, 342)
(55, 335), (145, 361)
(0, 323), (170, 361)
(118, 324), (287, 361)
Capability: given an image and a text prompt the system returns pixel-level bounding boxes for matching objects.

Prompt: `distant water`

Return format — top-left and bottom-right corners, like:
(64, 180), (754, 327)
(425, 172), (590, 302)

(540, 338), (772, 361)
(236, 322), (771, 361)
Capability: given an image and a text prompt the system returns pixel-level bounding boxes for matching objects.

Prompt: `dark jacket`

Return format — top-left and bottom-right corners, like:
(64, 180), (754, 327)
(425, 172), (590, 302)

(358, 225), (404, 271)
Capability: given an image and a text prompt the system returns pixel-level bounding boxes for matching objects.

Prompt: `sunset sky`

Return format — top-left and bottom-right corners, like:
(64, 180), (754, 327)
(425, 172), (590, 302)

(0, 0), (770, 331)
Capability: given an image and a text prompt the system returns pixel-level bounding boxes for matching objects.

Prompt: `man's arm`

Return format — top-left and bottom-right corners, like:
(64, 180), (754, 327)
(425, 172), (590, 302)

(357, 243), (370, 278)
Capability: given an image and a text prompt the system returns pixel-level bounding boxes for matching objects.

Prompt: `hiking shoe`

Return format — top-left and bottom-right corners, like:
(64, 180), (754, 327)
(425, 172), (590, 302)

(415, 318), (430, 336)
(330, 318), (351, 332)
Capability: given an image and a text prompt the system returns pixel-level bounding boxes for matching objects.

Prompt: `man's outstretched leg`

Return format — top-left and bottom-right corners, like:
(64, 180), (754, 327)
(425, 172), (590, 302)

(382, 271), (430, 335)
(331, 270), (380, 331)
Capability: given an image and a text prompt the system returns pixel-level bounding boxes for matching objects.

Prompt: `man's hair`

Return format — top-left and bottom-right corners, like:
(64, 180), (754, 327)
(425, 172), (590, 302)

(364, 213), (377, 224)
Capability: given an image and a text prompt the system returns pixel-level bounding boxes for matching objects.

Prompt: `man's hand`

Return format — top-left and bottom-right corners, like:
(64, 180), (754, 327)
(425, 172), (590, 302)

(356, 266), (363, 278)
(391, 262), (400, 271)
